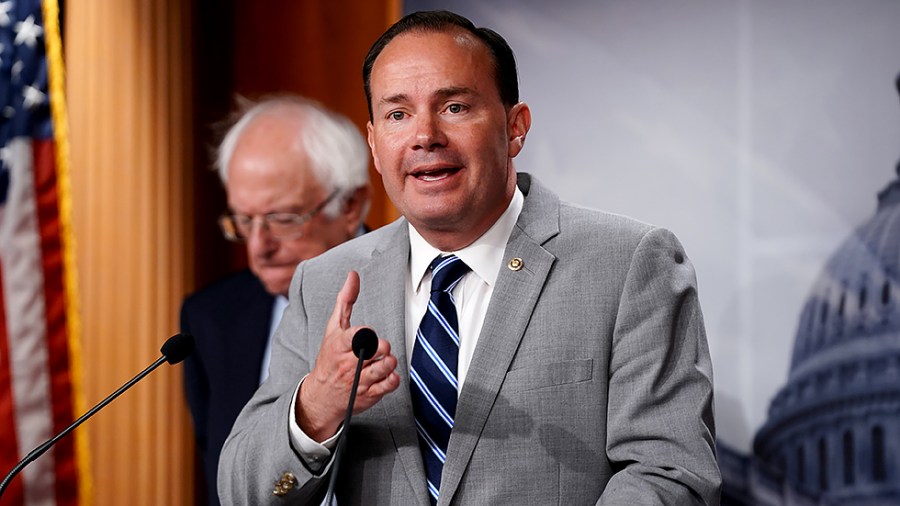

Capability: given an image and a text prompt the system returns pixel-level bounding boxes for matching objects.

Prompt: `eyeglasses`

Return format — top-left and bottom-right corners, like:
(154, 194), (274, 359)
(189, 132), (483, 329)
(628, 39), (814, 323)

(219, 191), (339, 242)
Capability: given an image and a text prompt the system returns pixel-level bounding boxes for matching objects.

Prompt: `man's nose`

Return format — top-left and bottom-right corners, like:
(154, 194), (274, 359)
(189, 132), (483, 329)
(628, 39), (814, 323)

(413, 114), (448, 150)
(245, 219), (277, 257)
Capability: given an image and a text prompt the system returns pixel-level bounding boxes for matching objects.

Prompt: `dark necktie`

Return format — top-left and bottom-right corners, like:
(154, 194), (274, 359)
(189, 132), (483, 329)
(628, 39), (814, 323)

(410, 254), (471, 505)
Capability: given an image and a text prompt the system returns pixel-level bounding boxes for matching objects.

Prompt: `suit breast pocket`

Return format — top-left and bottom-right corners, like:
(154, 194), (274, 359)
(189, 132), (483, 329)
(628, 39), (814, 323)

(503, 358), (593, 394)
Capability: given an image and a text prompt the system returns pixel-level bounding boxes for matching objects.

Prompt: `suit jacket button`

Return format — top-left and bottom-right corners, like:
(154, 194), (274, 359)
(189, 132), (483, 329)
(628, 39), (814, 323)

(272, 472), (297, 496)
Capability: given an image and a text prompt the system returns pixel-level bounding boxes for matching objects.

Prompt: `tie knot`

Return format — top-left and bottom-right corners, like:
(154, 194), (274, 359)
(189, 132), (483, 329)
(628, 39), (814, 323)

(429, 255), (471, 293)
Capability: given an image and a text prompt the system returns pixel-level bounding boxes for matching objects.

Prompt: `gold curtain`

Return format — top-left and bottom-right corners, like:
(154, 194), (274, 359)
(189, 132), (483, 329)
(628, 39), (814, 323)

(64, 0), (400, 503)
(66, 0), (194, 504)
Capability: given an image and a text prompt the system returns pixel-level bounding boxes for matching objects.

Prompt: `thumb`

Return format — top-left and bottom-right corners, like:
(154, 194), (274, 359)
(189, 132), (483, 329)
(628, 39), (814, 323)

(327, 270), (360, 331)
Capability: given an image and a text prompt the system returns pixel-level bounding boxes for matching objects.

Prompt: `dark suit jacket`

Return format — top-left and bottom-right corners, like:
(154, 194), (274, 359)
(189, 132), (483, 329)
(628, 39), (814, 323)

(181, 269), (275, 506)
(218, 174), (721, 505)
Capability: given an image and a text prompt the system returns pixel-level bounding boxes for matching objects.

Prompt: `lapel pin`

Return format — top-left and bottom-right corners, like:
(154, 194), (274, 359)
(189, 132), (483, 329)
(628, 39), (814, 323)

(507, 257), (524, 271)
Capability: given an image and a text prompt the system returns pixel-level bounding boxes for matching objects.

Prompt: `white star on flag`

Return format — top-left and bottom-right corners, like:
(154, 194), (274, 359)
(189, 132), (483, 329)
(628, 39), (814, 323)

(14, 15), (44, 47)
(0, 1), (12, 27)
(22, 84), (46, 109)
(11, 59), (23, 81)
(0, 145), (12, 167)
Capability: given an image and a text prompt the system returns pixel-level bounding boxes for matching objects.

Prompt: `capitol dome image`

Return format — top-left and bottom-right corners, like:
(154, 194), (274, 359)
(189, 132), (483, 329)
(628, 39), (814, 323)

(717, 73), (900, 506)
(752, 167), (900, 505)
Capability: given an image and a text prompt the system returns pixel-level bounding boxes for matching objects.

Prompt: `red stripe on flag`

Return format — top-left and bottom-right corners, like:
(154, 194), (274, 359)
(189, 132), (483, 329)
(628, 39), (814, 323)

(32, 140), (78, 506)
(0, 266), (25, 506)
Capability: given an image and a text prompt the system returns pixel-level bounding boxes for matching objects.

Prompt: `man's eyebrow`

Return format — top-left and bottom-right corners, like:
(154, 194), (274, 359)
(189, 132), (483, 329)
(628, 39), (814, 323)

(433, 86), (474, 100)
(377, 87), (476, 109)
(379, 93), (410, 108)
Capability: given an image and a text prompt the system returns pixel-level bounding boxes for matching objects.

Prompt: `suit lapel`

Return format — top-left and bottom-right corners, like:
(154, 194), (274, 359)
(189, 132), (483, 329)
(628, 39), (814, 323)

(354, 223), (432, 506)
(439, 174), (560, 505)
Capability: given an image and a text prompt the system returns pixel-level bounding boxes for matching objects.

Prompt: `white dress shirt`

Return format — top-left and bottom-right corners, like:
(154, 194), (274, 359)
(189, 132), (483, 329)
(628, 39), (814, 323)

(405, 187), (524, 388)
(260, 295), (289, 385)
(288, 187), (524, 469)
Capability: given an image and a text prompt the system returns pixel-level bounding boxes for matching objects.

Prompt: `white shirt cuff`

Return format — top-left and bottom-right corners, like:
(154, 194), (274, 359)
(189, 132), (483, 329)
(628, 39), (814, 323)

(288, 375), (342, 472)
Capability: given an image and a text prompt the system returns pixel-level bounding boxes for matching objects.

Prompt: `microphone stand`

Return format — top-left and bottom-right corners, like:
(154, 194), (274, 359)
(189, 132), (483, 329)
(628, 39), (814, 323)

(0, 334), (193, 499)
(323, 328), (377, 505)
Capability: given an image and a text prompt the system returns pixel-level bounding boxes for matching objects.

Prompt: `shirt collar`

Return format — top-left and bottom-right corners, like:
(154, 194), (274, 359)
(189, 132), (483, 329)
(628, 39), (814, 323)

(409, 186), (524, 293)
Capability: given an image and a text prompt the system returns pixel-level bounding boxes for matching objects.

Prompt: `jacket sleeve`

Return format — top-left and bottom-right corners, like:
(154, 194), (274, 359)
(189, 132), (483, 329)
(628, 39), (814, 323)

(599, 227), (721, 505)
(217, 263), (330, 505)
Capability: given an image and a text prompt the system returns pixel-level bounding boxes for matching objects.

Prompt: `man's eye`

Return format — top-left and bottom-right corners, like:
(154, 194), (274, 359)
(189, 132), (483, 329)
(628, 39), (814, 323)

(268, 214), (298, 225)
(447, 103), (464, 114)
(233, 215), (253, 226)
(388, 111), (405, 121)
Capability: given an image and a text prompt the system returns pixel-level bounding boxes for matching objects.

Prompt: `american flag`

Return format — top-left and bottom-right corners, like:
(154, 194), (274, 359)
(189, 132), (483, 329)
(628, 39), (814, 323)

(0, 0), (87, 504)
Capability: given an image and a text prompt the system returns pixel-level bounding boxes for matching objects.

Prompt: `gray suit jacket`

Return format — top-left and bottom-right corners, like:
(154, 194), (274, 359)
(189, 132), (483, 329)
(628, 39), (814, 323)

(218, 173), (721, 505)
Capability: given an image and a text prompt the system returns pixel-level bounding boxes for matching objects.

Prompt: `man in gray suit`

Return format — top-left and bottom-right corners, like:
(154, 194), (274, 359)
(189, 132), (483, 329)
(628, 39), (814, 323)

(218, 10), (721, 505)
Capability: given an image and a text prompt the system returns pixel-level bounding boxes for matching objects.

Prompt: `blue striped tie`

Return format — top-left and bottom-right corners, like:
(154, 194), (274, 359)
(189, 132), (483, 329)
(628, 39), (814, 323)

(410, 254), (471, 505)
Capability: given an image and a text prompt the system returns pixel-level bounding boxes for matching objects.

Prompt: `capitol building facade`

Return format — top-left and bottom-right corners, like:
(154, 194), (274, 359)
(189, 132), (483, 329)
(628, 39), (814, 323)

(720, 168), (900, 506)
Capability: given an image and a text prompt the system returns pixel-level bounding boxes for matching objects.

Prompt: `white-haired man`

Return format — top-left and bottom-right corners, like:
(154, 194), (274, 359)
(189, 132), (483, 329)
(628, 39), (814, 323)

(180, 96), (371, 506)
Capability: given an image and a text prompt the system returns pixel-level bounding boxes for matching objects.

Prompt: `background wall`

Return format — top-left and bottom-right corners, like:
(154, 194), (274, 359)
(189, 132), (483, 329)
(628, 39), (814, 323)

(191, 0), (402, 290)
(409, 0), (900, 456)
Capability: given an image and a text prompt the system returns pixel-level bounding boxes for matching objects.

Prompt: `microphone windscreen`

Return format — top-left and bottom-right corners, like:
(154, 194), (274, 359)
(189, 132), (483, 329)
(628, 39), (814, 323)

(161, 333), (195, 364)
(351, 328), (378, 360)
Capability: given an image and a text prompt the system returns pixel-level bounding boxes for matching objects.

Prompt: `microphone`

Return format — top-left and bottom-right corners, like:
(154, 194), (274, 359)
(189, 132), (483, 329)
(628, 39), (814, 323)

(351, 327), (378, 361)
(323, 328), (378, 505)
(0, 333), (194, 498)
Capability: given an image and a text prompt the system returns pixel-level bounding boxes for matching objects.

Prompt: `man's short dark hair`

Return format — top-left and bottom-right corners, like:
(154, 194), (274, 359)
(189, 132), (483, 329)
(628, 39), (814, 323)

(363, 10), (520, 120)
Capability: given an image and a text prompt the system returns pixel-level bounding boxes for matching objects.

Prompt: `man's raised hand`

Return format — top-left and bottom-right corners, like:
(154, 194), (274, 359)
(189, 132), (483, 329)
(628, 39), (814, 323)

(295, 271), (400, 442)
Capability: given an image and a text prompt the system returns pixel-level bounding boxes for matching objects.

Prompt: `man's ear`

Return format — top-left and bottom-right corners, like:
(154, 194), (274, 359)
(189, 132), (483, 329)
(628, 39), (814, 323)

(341, 185), (371, 235)
(507, 102), (532, 158)
(367, 122), (382, 175)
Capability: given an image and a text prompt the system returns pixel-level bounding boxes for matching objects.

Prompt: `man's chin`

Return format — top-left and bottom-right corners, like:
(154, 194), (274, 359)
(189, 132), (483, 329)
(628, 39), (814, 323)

(263, 284), (290, 297)
(255, 271), (292, 297)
